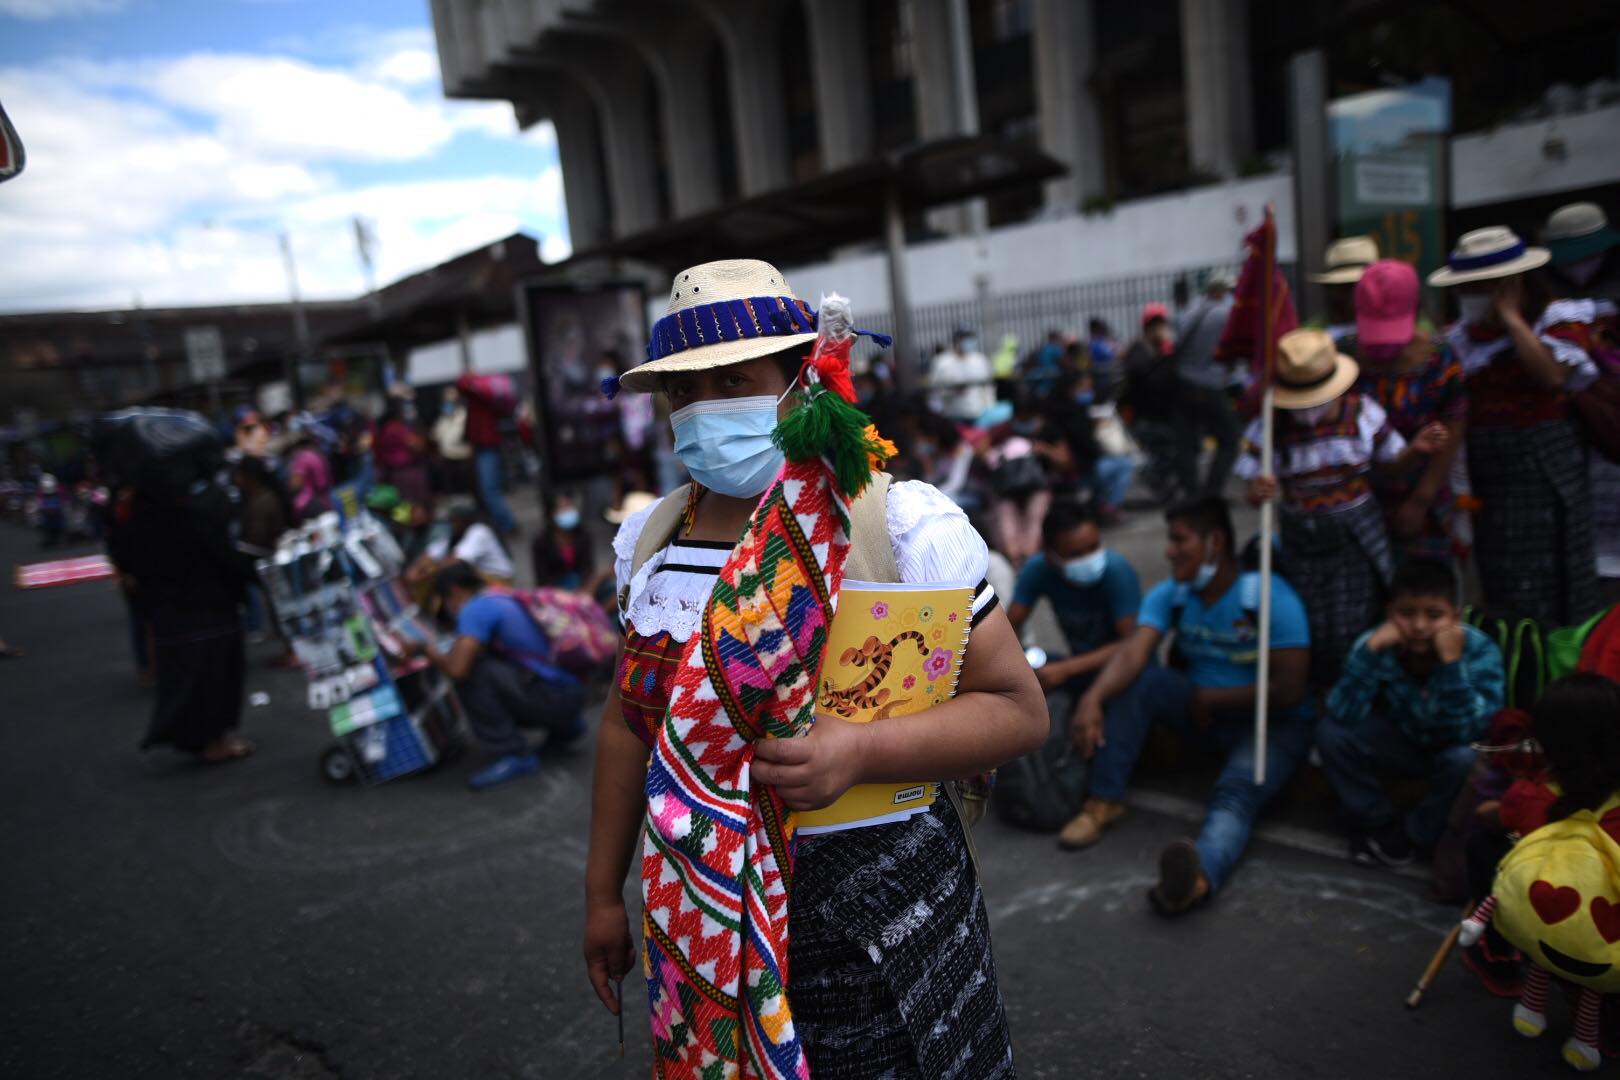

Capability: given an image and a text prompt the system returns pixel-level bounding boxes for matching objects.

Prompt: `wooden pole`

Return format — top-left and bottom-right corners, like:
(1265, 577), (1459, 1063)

(1255, 384), (1274, 786)
(1407, 903), (1475, 1009)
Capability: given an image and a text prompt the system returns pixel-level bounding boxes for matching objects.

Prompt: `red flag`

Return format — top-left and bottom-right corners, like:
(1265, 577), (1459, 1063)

(1216, 207), (1297, 418)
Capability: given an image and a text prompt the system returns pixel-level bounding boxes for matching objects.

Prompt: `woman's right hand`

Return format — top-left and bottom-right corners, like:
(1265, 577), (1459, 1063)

(1245, 475), (1278, 506)
(584, 898), (636, 1014)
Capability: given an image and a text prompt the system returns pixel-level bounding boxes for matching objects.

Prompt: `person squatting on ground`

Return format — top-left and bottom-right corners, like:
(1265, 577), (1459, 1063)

(404, 562), (586, 790)
(1238, 328), (1449, 689)
(1067, 497), (1314, 914)
(582, 260), (1044, 1078)
(1316, 557), (1505, 868)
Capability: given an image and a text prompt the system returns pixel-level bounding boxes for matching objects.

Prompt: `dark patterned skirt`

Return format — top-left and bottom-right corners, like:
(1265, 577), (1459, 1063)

(788, 795), (1016, 1080)
(1469, 420), (1599, 625)
(1279, 496), (1393, 689)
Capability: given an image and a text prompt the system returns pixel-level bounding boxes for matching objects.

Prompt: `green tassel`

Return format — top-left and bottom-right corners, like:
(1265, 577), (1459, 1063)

(773, 386), (882, 498)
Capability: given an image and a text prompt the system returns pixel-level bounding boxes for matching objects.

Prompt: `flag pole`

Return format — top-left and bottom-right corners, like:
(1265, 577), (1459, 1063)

(1253, 207), (1279, 786)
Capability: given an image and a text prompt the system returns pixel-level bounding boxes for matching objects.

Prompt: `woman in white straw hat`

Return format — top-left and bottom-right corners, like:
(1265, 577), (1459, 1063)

(1428, 226), (1604, 624)
(581, 259), (1043, 1078)
(1239, 329), (1449, 688)
(1307, 235), (1379, 346)
(1542, 202), (1620, 606)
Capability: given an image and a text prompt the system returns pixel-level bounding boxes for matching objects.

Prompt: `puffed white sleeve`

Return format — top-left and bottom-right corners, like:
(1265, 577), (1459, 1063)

(887, 480), (992, 589)
(612, 497), (664, 596)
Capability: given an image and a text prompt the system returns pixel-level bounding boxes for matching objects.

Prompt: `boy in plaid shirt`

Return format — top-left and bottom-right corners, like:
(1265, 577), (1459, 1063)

(1317, 558), (1505, 866)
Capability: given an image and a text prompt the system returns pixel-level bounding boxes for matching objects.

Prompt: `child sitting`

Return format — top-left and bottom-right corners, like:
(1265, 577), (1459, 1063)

(1240, 328), (1449, 688)
(1316, 557), (1505, 866)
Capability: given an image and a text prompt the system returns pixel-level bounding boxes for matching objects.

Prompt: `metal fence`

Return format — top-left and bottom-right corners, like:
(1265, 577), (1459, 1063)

(853, 260), (1298, 374)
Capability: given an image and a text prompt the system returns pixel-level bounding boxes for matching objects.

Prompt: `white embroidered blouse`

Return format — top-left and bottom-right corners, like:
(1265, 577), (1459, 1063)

(613, 480), (995, 643)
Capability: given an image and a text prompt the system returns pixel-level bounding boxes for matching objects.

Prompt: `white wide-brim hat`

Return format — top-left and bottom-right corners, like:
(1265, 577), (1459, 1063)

(618, 259), (820, 393)
(1427, 225), (1550, 287)
(1310, 235), (1379, 284)
(1273, 328), (1360, 410)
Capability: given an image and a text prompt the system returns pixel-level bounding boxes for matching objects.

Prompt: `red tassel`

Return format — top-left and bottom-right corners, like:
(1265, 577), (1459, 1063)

(811, 339), (857, 403)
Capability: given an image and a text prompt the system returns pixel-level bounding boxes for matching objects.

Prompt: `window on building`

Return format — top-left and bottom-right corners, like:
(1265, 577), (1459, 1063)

(780, 0), (821, 181)
(708, 42), (739, 203)
(1094, 0), (1192, 199)
(969, 0), (1041, 225)
(867, 0), (916, 149)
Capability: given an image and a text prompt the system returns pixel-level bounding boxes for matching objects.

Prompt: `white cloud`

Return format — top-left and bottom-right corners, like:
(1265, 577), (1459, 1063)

(368, 45), (439, 88)
(0, 43), (568, 311)
(0, 0), (123, 18)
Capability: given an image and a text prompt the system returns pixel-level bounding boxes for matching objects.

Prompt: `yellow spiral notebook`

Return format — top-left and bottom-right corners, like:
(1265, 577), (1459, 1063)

(795, 580), (975, 835)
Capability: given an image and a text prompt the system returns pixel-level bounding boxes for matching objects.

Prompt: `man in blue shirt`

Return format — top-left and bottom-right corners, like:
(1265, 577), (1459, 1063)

(1075, 497), (1314, 915)
(1007, 501), (1145, 847)
(407, 563), (585, 790)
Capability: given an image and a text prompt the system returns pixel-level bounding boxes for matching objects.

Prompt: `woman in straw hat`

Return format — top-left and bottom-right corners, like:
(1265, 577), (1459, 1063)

(581, 259), (1044, 1078)
(1239, 329), (1449, 688)
(1428, 226), (1604, 625)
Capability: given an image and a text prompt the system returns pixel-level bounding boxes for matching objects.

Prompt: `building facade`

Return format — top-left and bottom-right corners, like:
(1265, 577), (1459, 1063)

(435, 0), (1619, 334)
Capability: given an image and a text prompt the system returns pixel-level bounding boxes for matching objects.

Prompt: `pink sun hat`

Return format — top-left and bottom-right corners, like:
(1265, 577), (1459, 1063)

(1354, 259), (1420, 347)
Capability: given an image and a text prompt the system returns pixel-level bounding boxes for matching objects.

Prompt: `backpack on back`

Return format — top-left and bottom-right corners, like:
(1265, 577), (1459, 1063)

(1462, 606), (1613, 710)
(1492, 794), (1620, 994)
(991, 692), (1089, 833)
(495, 586), (617, 677)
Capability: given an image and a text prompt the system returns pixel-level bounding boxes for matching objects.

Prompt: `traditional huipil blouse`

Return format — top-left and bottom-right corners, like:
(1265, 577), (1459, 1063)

(1233, 392), (1408, 514)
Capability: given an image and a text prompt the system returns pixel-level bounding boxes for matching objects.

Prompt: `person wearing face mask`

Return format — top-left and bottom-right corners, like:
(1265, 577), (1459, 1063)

(1351, 260), (1468, 562)
(928, 326), (996, 423)
(1543, 203), (1620, 607)
(1428, 226), (1604, 625)
(529, 492), (610, 598)
(1005, 501), (1146, 846)
(583, 260), (1045, 1078)
(1071, 497), (1314, 913)
(1239, 329), (1448, 690)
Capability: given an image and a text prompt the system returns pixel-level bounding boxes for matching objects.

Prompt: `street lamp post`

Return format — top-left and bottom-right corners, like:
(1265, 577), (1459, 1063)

(276, 228), (312, 409)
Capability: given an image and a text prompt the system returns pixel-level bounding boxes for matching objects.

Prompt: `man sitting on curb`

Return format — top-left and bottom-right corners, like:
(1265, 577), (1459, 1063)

(404, 563), (586, 790)
(1073, 497), (1314, 915)
(1007, 501), (1143, 848)
(1317, 558), (1504, 867)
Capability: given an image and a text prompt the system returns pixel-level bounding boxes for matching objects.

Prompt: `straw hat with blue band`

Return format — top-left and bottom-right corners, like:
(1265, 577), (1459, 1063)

(1543, 202), (1620, 266)
(1427, 226), (1551, 287)
(613, 258), (890, 394)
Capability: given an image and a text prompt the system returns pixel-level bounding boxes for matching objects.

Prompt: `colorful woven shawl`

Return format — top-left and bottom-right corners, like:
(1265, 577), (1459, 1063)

(640, 297), (889, 1080)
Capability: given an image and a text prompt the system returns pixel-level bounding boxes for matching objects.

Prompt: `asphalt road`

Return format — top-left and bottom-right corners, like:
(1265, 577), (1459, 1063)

(0, 510), (1574, 1079)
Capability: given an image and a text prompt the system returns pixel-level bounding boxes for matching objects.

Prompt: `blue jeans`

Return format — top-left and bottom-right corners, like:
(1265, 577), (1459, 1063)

(1094, 455), (1136, 511)
(1316, 709), (1476, 849)
(474, 447), (517, 534)
(1088, 664), (1317, 892)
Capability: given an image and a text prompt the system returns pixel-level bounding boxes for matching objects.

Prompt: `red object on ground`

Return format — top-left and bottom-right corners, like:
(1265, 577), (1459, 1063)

(15, 554), (117, 589)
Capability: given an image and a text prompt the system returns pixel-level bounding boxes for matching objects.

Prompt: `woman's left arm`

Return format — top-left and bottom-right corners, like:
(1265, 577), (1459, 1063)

(753, 606), (1045, 810)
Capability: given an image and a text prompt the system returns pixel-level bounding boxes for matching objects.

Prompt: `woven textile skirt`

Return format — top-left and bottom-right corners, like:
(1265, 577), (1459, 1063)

(1469, 420), (1599, 625)
(1279, 496), (1393, 689)
(143, 605), (246, 753)
(788, 795), (1016, 1080)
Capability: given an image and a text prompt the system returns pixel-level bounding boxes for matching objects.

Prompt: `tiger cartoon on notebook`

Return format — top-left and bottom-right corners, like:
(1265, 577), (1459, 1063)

(818, 631), (930, 719)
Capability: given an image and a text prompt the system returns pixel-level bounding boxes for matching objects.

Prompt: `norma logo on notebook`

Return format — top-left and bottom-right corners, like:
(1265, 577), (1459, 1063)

(893, 785), (928, 805)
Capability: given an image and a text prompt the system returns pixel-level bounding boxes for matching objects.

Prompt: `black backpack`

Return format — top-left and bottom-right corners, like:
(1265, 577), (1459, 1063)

(992, 692), (1090, 833)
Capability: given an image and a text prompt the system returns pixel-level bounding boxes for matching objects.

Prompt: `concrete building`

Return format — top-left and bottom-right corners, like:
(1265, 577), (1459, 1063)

(432, 0), (1620, 342)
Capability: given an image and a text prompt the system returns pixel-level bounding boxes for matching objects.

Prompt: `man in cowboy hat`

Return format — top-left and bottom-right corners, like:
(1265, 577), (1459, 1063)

(1308, 235), (1380, 346)
(1544, 201), (1620, 302)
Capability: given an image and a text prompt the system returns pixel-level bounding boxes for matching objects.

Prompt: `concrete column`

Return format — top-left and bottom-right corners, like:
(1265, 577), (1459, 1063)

(1179, 0), (1255, 181)
(805, 0), (873, 170)
(905, 0), (983, 235)
(698, 0), (792, 196)
(1031, 0), (1105, 211)
(614, 15), (725, 217)
(533, 78), (611, 251)
(542, 38), (663, 237)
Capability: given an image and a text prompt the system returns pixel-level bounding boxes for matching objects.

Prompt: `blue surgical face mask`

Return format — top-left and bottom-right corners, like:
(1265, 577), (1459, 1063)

(1190, 536), (1219, 589)
(1074, 390), (1095, 406)
(1063, 548), (1109, 587)
(670, 394), (786, 499)
(554, 508), (580, 530)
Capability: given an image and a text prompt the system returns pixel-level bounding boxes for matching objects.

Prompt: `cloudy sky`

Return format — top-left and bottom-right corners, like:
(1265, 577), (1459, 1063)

(0, 0), (568, 313)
